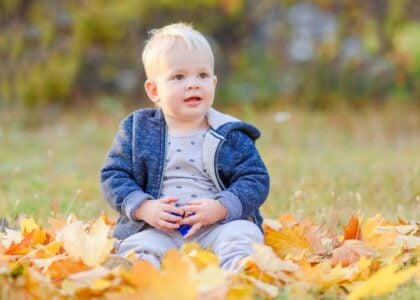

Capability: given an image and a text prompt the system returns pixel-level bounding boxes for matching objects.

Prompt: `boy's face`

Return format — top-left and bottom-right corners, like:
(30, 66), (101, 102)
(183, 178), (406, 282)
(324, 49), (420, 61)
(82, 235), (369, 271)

(145, 44), (217, 125)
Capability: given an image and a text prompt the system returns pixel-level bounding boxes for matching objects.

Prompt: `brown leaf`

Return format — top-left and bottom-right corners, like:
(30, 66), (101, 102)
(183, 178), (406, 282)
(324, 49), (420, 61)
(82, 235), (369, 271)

(330, 240), (377, 267)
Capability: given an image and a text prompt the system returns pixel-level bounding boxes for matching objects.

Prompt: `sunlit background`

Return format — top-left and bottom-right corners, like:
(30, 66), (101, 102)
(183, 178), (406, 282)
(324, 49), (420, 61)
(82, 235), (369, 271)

(1, 0), (419, 107)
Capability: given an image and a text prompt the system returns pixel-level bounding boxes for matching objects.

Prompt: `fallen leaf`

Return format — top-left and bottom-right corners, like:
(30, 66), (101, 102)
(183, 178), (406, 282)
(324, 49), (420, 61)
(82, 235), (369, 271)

(361, 214), (384, 240)
(264, 225), (313, 259)
(112, 250), (198, 300)
(0, 228), (23, 249)
(182, 242), (219, 270)
(343, 215), (362, 241)
(5, 231), (34, 255)
(250, 243), (298, 274)
(279, 213), (297, 226)
(246, 276), (279, 298)
(20, 218), (40, 235)
(395, 233), (420, 249)
(48, 257), (89, 282)
(226, 282), (255, 300)
(57, 218), (114, 267)
(365, 229), (398, 250)
(330, 240), (377, 267)
(347, 264), (420, 300)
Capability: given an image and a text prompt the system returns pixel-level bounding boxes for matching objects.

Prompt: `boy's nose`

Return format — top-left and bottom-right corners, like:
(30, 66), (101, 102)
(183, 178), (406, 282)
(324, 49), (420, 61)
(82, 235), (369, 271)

(186, 79), (199, 90)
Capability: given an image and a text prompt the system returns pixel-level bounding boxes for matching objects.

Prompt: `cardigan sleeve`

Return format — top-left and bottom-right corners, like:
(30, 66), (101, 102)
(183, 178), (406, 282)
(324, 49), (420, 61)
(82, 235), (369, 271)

(100, 114), (153, 223)
(214, 130), (270, 223)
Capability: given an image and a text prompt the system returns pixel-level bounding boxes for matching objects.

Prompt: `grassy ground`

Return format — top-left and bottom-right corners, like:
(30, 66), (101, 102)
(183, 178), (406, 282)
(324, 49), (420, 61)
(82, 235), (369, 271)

(0, 100), (419, 225)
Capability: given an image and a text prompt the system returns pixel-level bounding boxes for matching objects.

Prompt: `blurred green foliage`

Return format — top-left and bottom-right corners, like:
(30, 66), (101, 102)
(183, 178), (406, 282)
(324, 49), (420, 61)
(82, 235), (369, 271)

(0, 0), (419, 108)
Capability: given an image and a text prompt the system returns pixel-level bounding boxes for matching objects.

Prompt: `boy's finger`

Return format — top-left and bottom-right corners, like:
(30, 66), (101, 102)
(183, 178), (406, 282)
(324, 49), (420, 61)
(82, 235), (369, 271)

(158, 219), (180, 230)
(164, 205), (184, 216)
(183, 223), (202, 239)
(180, 214), (199, 225)
(162, 212), (183, 223)
(181, 205), (199, 213)
(161, 196), (179, 204)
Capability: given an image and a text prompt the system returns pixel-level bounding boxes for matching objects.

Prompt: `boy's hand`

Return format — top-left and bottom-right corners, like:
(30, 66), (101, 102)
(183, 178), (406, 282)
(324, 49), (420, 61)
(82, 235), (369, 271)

(180, 199), (228, 239)
(133, 197), (184, 232)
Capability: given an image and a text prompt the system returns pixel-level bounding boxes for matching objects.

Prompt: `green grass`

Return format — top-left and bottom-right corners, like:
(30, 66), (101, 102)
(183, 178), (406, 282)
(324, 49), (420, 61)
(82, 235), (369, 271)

(1, 100), (419, 225)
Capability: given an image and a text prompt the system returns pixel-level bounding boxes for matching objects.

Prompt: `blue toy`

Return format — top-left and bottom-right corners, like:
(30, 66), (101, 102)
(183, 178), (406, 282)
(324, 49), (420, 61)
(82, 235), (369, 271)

(170, 211), (194, 236)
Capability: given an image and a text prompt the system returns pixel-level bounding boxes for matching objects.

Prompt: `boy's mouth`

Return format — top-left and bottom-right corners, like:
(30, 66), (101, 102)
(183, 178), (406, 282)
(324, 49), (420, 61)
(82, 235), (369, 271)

(184, 96), (202, 102)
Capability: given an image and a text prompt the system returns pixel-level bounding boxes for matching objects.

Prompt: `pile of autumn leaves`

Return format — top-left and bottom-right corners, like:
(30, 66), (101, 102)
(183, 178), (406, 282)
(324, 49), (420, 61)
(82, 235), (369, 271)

(0, 213), (418, 299)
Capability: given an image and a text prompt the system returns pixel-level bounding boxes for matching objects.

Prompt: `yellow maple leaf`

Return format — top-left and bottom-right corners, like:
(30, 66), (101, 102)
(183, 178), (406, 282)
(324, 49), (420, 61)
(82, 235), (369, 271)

(361, 214), (384, 240)
(20, 218), (40, 235)
(19, 218), (47, 245)
(347, 264), (420, 300)
(226, 282), (255, 300)
(57, 218), (114, 267)
(296, 260), (353, 288)
(181, 242), (219, 270)
(264, 224), (313, 259)
(360, 214), (398, 250)
(34, 241), (63, 259)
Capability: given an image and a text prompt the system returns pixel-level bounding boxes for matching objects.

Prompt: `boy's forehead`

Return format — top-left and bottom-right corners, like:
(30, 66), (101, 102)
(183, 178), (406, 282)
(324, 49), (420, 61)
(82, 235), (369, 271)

(157, 45), (214, 70)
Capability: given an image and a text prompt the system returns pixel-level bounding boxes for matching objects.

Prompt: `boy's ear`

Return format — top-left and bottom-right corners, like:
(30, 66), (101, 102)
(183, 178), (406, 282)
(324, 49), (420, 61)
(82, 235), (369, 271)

(213, 75), (217, 87)
(144, 79), (159, 103)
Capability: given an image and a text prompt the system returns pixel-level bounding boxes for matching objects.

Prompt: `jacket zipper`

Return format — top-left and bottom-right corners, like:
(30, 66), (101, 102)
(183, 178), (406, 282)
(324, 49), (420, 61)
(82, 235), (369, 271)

(157, 124), (168, 198)
(214, 137), (226, 191)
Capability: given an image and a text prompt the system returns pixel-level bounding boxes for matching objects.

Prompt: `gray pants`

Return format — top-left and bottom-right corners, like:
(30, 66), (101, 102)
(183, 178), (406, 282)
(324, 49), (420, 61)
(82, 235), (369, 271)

(117, 220), (263, 270)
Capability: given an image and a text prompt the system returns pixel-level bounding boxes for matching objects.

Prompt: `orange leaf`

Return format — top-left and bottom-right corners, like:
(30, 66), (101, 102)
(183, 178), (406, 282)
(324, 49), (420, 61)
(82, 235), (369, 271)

(49, 258), (89, 282)
(113, 250), (198, 300)
(5, 231), (34, 255)
(278, 213), (296, 226)
(343, 215), (362, 241)
(31, 229), (47, 245)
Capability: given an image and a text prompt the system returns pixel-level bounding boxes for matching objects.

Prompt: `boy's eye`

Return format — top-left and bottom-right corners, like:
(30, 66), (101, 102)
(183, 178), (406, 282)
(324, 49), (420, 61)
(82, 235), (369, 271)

(174, 74), (184, 80)
(199, 72), (209, 79)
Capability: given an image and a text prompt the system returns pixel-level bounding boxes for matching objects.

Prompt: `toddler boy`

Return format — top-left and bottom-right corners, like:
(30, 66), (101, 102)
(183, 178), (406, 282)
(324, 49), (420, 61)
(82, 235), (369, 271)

(101, 23), (270, 270)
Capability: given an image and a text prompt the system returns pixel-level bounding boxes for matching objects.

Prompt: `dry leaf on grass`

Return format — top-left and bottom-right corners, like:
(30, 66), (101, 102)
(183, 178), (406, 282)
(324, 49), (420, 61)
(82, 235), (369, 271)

(330, 240), (377, 267)
(347, 263), (419, 300)
(56, 217), (114, 267)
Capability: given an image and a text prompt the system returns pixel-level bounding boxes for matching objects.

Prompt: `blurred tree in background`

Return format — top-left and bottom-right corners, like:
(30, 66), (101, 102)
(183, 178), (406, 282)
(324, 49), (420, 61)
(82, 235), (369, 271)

(0, 0), (419, 108)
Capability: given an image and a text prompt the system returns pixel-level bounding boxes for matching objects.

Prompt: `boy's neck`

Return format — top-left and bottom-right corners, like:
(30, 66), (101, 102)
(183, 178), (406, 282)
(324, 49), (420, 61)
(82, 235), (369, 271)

(165, 115), (208, 136)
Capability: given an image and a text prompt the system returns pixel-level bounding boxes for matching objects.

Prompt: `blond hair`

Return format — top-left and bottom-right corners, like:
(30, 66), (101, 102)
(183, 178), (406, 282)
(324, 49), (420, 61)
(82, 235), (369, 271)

(141, 23), (214, 79)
